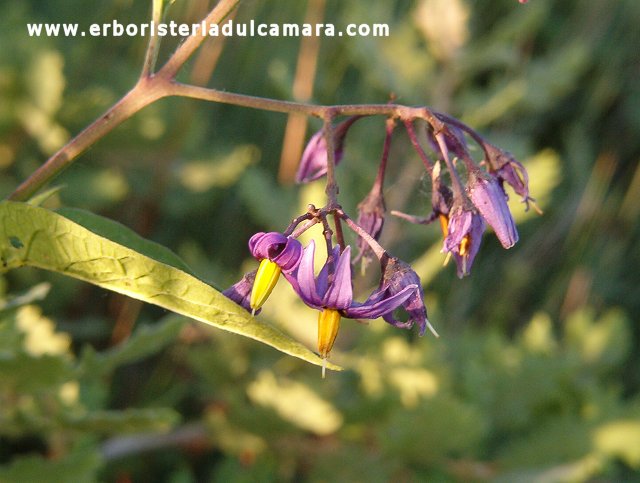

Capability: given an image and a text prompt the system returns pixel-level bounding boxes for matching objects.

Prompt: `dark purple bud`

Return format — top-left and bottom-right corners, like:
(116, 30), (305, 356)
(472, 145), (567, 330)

(355, 189), (386, 261)
(248, 232), (303, 272)
(443, 207), (485, 278)
(467, 172), (519, 249)
(295, 116), (361, 183)
(223, 270), (259, 314)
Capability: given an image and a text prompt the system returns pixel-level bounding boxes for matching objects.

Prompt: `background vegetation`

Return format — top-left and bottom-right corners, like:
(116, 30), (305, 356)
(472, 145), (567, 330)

(1, 0), (639, 481)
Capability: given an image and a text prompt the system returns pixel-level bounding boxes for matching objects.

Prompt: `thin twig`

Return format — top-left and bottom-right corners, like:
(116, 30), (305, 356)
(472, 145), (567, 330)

(140, 0), (165, 79)
(156, 0), (241, 80)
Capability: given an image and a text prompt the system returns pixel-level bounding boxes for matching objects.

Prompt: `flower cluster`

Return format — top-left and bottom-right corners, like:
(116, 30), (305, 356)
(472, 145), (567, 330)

(224, 218), (437, 368)
(225, 107), (536, 370)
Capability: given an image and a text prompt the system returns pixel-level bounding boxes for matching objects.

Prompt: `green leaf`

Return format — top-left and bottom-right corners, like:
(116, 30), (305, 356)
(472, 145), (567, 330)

(55, 207), (195, 275)
(0, 201), (340, 371)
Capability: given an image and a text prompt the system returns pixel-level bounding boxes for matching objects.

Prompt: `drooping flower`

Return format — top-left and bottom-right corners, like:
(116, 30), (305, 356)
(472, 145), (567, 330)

(484, 144), (537, 210)
(247, 232), (303, 312)
(371, 256), (438, 337)
(291, 241), (419, 358)
(467, 171), (519, 249)
(295, 116), (361, 183)
(442, 205), (485, 278)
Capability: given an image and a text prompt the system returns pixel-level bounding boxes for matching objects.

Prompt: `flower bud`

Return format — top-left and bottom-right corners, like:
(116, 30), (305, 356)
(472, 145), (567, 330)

(295, 116), (361, 183)
(467, 172), (519, 249)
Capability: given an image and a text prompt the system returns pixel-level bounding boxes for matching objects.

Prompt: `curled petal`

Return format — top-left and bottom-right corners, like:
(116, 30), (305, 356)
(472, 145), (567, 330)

(485, 144), (535, 208)
(249, 232), (302, 272)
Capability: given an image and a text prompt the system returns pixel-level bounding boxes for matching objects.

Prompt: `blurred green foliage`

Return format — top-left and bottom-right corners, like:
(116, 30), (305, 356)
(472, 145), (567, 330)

(1, 0), (639, 481)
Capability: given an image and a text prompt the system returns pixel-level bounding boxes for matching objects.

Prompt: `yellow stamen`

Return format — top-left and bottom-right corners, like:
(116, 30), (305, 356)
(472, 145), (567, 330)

(250, 259), (281, 312)
(438, 214), (449, 237)
(459, 235), (471, 256)
(318, 308), (341, 362)
(460, 235), (471, 274)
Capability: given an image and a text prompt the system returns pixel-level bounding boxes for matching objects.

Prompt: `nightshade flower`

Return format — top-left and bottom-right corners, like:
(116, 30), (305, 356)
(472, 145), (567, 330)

(485, 144), (538, 212)
(247, 232), (303, 313)
(291, 241), (419, 359)
(295, 116), (361, 183)
(442, 205), (485, 278)
(467, 171), (519, 249)
(374, 256), (438, 337)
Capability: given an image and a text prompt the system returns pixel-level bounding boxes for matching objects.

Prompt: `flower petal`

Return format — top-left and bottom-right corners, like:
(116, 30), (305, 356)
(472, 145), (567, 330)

(272, 237), (303, 272)
(249, 232), (284, 259)
(223, 270), (259, 314)
(323, 246), (354, 309)
(346, 283), (417, 319)
(295, 240), (323, 309)
(468, 173), (519, 249)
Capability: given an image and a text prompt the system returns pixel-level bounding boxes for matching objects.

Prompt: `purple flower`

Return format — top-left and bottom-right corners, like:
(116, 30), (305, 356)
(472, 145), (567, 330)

(248, 232), (302, 273)
(485, 144), (535, 210)
(443, 206), (485, 278)
(223, 270), (258, 314)
(355, 188), (385, 261)
(373, 256), (438, 336)
(295, 117), (361, 183)
(226, 232), (303, 314)
(291, 240), (425, 357)
(292, 241), (416, 317)
(467, 172), (519, 249)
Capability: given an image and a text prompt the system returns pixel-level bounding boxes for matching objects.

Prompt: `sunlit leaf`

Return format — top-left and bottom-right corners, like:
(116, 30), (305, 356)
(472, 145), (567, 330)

(0, 201), (340, 370)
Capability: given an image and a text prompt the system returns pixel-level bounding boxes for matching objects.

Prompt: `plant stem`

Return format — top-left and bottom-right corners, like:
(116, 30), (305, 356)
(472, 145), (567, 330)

(156, 0), (241, 80)
(140, 0), (165, 79)
(322, 113), (339, 207)
(372, 117), (395, 194)
(8, 79), (165, 201)
(340, 211), (386, 260)
(404, 119), (433, 173)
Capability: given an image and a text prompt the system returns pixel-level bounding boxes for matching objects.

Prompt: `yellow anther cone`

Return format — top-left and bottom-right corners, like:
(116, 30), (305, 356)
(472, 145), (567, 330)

(250, 259), (281, 313)
(317, 308), (341, 358)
